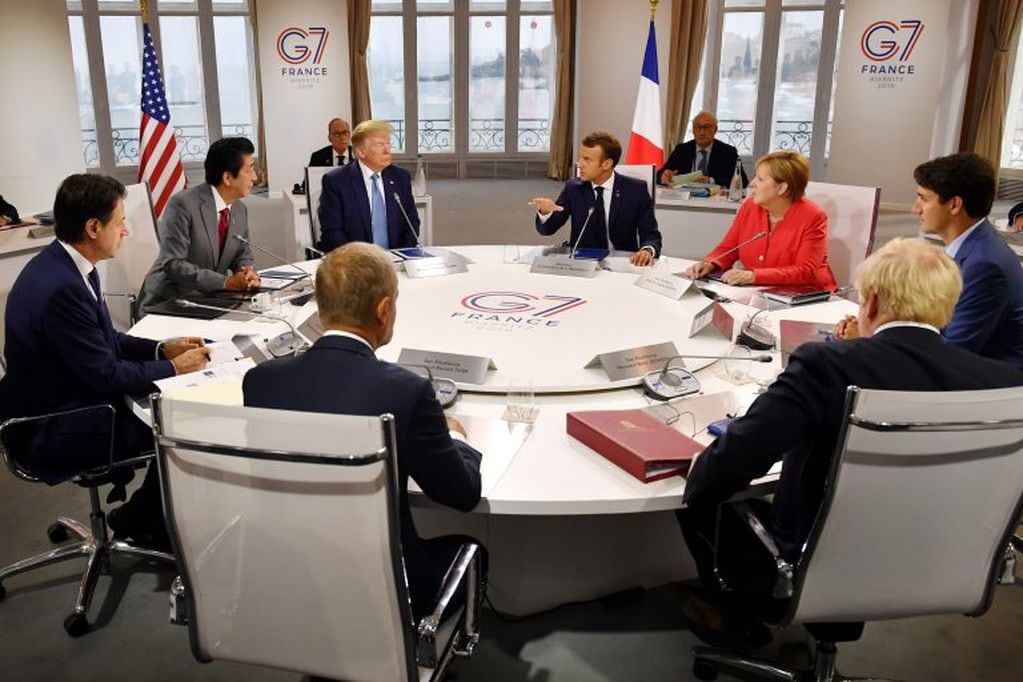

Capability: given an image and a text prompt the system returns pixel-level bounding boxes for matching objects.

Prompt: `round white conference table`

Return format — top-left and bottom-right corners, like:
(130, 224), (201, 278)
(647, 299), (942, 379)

(130, 245), (858, 614)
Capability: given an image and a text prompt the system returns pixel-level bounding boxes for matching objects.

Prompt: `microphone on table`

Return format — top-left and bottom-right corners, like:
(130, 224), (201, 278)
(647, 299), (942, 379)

(397, 363), (458, 408)
(233, 235), (314, 306)
(569, 207), (595, 259)
(737, 306), (776, 351)
(233, 234), (312, 282)
(174, 299), (308, 358)
(643, 352), (773, 401)
(689, 231), (768, 280)
(392, 192), (423, 250)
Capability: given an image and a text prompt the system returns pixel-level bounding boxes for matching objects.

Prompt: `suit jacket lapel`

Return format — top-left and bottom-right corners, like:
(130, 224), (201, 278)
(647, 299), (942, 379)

(383, 168), (400, 246)
(217, 203), (241, 271)
(953, 219), (989, 267)
(608, 176), (622, 240)
(350, 164), (373, 242)
(198, 184), (220, 268)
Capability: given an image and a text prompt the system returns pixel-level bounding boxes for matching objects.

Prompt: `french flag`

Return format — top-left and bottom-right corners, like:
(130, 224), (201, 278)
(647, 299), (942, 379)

(625, 20), (664, 167)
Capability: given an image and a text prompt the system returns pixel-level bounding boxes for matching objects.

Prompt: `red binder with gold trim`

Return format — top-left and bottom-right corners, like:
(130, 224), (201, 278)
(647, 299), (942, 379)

(567, 409), (703, 482)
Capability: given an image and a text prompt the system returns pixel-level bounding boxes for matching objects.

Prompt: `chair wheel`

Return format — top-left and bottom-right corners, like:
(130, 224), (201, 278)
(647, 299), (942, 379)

(47, 523), (70, 544)
(64, 612), (90, 637)
(693, 660), (718, 680)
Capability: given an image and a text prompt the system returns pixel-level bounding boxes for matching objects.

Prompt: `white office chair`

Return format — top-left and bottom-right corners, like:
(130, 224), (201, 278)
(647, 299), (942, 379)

(804, 181), (881, 288)
(615, 164), (657, 198)
(98, 182), (160, 329)
(693, 385), (1023, 682)
(305, 165), (331, 257)
(153, 397), (483, 681)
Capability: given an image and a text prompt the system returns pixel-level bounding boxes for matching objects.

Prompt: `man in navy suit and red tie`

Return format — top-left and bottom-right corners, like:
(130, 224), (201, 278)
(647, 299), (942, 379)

(1, 174), (211, 540)
(317, 119), (420, 253)
(529, 131), (662, 266)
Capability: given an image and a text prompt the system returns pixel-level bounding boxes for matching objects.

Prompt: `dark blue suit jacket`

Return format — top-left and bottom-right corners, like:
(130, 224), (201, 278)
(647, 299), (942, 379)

(658, 138), (748, 188)
(684, 326), (1023, 561)
(0, 241), (175, 476)
(242, 335), (482, 616)
(535, 173), (662, 255)
(944, 220), (1023, 369)
(317, 161), (420, 252)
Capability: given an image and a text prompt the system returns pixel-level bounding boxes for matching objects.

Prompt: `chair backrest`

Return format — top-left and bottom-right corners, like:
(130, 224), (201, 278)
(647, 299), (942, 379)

(804, 181), (880, 288)
(153, 397), (418, 681)
(791, 386), (1023, 625)
(305, 166), (332, 249)
(615, 164), (656, 198)
(99, 182), (161, 329)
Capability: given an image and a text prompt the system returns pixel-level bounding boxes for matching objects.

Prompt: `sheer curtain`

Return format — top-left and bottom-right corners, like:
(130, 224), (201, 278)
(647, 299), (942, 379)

(547, 0), (576, 180)
(664, 0), (709, 154)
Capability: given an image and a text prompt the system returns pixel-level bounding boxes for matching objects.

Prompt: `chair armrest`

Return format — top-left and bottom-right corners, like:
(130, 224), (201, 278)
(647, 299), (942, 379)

(416, 542), (483, 667)
(1, 404), (117, 483)
(102, 291), (140, 327)
(304, 246), (325, 260)
(713, 501), (794, 600)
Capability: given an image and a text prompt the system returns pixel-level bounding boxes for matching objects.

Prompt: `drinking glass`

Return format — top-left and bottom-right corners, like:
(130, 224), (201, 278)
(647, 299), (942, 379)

(506, 381), (535, 423)
(722, 344), (753, 383)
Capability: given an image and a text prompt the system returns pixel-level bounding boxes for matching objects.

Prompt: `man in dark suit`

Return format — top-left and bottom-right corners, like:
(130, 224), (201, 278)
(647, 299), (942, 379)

(678, 237), (1023, 639)
(0, 174), (211, 537)
(317, 119), (420, 253)
(243, 242), (483, 619)
(658, 111), (748, 188)
(835, 153), (1023, 369)
(0, 194), (19, 226)
(308, 117), (354, 167)
(139, 137), (261, 312)
(529, 131), (662, 266)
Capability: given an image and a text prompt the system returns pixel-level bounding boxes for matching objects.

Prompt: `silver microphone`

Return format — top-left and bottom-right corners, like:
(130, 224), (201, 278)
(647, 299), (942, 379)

(642, 351), (772, 401)
(391, 191), (422, 249)
(570, 207), (596, 259)
(693, 230), (768, 278)
(657, 352), (772, 384)
(174, 299), (308, 358)
(233, 234), (312, 282)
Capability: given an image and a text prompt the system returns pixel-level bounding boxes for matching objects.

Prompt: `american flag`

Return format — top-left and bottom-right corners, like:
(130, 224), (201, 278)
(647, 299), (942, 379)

(138, 22), (186, 217)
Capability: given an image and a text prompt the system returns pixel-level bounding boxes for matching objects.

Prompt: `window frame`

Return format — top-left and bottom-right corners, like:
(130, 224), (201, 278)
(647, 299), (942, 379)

(67, 0), (258, 180)
(699, 0), (843, 177)
(370, 0), (554, 171)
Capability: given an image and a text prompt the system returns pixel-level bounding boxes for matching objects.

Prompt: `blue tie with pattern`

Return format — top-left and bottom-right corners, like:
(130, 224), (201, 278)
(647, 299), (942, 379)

(370, 173), (389, 249)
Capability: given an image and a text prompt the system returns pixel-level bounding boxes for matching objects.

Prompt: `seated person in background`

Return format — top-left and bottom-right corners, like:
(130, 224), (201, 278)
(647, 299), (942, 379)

(309, 117), (354, 167)
(1008, 201), (1023, 231)
(243, 242), (484, 619)
(318, 119), (420, 253)
(658, 111), (748, 188)
(139, 136), (260, 312)
(0, 194), (19, 226)
(684, 150), (837, 290)
(0, 174), (210, 541)
(529, 131), (662, 266)
(677, 237), (1023, 642)
(835, 153), (1023, 369)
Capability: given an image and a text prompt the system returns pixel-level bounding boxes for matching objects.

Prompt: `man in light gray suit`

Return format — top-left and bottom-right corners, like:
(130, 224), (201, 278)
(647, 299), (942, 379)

(140, 137), (261, 311)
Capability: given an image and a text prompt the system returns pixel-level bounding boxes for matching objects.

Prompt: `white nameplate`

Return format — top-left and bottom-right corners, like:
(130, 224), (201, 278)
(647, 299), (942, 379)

(404, 257), (468, 278)
(529, 254), (599, 278)
(634, 271), (694, 300)
(397, 348), (496, 385)
(584, 341), (679, 381)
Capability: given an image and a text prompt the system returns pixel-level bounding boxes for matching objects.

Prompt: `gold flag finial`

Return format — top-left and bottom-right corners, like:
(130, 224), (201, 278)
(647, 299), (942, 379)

(141, 0), (149, 22)
(650, 0), (659, 20)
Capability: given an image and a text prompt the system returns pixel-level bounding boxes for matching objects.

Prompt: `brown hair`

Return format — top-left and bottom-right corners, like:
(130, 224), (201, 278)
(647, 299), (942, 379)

(315, 242), (398, 328)
(755, 150), (810, 201)
(581, 131), (622, 166)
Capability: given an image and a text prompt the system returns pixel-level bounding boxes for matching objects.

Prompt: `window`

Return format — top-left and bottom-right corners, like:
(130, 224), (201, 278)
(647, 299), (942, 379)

(67, 0), (259, 175)
(369, 0), (554, 173)
(1001, 33), (1023, 171)
(695, 0), (843, 176)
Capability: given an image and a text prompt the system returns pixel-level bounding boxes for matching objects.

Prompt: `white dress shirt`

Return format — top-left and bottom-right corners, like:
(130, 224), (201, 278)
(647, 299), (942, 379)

(943, 218), (985, 260)
(358, 160), (387, 222)
(58, 239), (97, 301)
(874, 320), (940, 335)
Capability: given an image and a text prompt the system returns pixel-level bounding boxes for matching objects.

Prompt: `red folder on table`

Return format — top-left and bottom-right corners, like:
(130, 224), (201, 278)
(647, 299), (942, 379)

(567, 409), (703, 483)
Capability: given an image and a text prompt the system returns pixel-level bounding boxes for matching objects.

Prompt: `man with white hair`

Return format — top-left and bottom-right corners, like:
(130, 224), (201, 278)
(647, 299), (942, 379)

(659, 111), (748, 188)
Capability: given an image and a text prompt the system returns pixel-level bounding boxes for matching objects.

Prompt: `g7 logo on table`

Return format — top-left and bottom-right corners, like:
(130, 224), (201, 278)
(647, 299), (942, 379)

(461, 291), (587, 317)
(859, 20), (924, 76)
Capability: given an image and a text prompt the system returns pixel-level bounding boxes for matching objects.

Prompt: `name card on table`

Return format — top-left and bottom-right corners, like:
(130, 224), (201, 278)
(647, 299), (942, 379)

(530, 255), (599, 278)
(584, 341), (679, 381)
(397, 348), (496, 385)
(634, 270), (694, 300)
(404, 257), (469, 279)
(689, 301), (735, 340)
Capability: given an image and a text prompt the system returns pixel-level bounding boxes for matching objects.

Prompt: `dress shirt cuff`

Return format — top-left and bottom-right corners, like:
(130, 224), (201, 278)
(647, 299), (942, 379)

(537, 211), (552, 224)
(449, 430), (468, 444)
(640, 245), (656, 255)
(155, 341), (165, 360)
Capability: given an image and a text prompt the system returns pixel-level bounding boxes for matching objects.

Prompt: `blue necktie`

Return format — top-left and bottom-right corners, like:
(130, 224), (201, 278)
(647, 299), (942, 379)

(697, 149), (709, 175)
(370, 173), (389, 249)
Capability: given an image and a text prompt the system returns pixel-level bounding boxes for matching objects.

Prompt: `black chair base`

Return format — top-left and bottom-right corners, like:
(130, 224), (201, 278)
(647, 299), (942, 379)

(0, 486), (173, 637)
(692, 642), (897, 682)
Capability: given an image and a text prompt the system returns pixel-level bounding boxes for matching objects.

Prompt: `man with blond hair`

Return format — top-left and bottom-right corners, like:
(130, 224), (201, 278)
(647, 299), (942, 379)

(242, 242), (483, 619)
(317, 119), (420, 252)
(676, 238), (1023, 644)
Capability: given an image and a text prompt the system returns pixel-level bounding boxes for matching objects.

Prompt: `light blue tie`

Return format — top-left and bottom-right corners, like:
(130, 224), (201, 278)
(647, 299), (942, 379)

(370, 173), (389, 249)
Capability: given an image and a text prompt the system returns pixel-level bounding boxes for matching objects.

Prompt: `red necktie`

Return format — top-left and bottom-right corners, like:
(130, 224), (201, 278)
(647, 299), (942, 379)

(218, 207), (230, 253)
